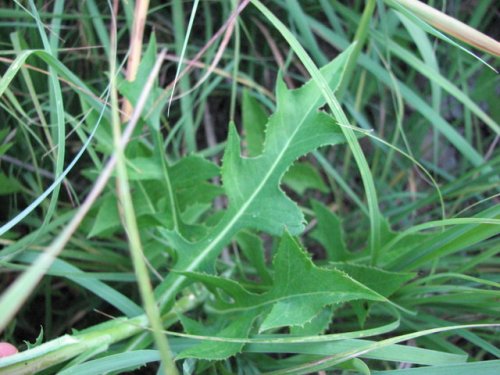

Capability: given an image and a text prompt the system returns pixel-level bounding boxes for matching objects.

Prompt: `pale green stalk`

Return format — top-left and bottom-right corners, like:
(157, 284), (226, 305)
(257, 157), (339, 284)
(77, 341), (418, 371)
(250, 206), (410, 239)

(108, 12), (178, 371)
(337, 0), (376, 197)
(394, 0), (500, 56)
(229, 0), (240, 121)
(337, 0), (376, 97)
(172, 0), (196, 152)
(0, 295), (198, 374)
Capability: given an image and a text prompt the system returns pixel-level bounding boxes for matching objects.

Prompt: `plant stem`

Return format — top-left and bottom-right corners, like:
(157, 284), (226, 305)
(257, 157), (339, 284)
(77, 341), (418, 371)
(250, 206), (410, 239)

(109, 20), (179, 373)
(337, 0), (376, 98)
(172, 0), (196, 153)
(0, 316), (147, 375)
(0, 294), (199, 374)
(121, 0), (150, 121)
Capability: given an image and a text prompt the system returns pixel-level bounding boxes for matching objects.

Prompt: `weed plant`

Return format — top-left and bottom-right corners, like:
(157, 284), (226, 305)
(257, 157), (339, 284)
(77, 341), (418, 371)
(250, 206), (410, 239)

(0, 1), (499, 374)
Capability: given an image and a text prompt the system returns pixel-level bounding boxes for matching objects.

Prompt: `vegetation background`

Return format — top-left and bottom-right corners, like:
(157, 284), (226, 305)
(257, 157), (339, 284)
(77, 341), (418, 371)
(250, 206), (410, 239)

(0, 0), (498, 374)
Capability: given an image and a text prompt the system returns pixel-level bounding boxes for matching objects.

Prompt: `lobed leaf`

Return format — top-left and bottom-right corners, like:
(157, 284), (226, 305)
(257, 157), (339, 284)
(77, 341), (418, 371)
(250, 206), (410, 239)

(181, 232), (384, 333)
(155, 46), (356, 305)
(176, 313), (255, 360)
(282, 162), (329, 195)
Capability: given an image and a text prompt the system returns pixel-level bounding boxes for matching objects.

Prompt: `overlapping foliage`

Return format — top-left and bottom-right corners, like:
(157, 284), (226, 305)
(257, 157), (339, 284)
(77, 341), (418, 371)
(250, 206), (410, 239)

(0, 1), (498, 374)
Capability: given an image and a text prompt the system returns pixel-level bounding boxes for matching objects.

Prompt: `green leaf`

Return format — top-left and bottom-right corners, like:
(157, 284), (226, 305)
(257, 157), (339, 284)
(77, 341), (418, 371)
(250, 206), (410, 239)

(155, 47), (355, 305)
(170, 155), (220, 187)
(181, 232), (384, 332)
(472, 68), (500, 122)
(331, 263), (415, 298)
(310, 199), (349, 261)
(179, 315), (218, 337)
(24, 327), (44, 350)
(282, 162), (329, 195)
(57, 350), (160, 375)
(0, 128), (10, 144)
(331, 263), (415, 327)
(338, 358), (370, 375)
(88, 196), (120, 238)
(87, 188), (156, 238)
(242, 89), (268, 157)
(0, 142), (13, 157)
(375, 360), (500, 375)
(117, 34), (167, 130)
(126, 155), (221, 209)
(245, 337), (467, 365)
(16, 251), (142, 317)
(88, 154), (222, 238)
(259, 234), (383, 331)
(176, 313), (255, 360)
(0, 173), (22, 195)
(223, 79), (344, 236)
(289, 306), (334, 336)
(236, 231), (272, 284)
(383, 205), (500, 270)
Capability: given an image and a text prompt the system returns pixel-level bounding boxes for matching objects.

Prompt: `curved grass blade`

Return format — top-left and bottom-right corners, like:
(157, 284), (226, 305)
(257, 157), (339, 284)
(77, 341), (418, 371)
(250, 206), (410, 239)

(268, 323), (499, 374)
(375, 360), (500, 375)
(12, 251), (142, 317)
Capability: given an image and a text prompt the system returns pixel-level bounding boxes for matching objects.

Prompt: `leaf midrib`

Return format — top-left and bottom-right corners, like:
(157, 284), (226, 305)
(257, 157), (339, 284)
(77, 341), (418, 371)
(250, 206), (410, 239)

(209, 290), (381, 315)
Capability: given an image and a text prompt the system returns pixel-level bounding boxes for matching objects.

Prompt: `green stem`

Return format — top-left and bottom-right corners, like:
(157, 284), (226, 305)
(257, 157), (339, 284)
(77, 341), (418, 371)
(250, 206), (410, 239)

(0, 316), (147, 375)
(0, 294), (200, 374)
(153, 131), (181, 231)
(109, 47), (178, 373)
(337, 0), (376, 98)
(229, 0), (241, 121)
(172, 0), (196, 153)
